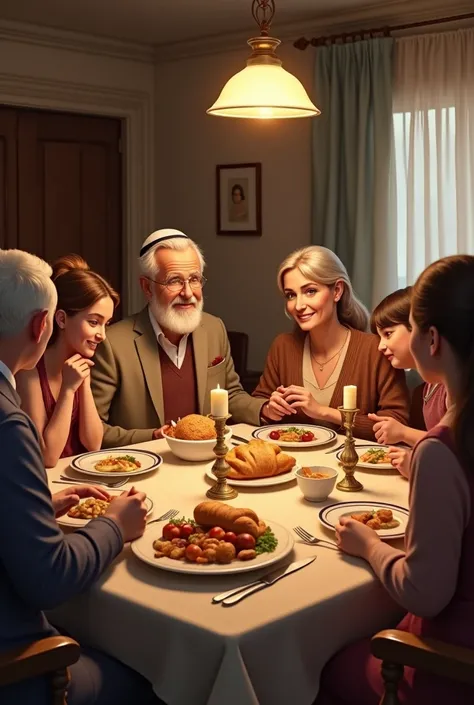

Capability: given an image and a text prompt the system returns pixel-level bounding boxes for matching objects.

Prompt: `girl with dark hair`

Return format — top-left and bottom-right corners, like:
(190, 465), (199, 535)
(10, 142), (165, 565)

(316, 255), (474, 705)
(17, 254), (119, 467)
(368, 287), (447, 474)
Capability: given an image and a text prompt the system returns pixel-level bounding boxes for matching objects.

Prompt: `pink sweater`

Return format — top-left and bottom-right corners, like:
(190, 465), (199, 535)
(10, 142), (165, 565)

(368, 433), (470, 618)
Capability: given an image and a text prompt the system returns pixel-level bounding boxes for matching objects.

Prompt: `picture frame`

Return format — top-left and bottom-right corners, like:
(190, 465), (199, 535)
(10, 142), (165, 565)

(216, 163), (262, 235)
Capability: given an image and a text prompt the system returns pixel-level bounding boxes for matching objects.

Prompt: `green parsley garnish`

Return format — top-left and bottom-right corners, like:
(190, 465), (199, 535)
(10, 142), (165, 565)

(169, 516), (196, 527)
(118, 455), (137, 463)
(255, 527), (278, 555)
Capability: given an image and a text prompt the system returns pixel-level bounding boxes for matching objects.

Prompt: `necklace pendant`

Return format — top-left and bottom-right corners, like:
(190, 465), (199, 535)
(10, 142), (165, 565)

(319, 365), (324, 372)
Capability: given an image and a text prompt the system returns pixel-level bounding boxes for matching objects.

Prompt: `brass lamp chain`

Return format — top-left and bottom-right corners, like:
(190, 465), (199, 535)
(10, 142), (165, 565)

(251, 0), (276, 37)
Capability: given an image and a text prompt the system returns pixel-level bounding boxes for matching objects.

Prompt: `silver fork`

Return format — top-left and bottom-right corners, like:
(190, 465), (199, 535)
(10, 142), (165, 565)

(293, 526), (338, 549)
(54, 475), (129, 489)
(147, 509), (180, 525)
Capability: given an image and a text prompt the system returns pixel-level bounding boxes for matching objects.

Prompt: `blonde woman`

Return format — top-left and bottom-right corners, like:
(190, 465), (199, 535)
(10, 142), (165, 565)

(253, 246), (410, 440)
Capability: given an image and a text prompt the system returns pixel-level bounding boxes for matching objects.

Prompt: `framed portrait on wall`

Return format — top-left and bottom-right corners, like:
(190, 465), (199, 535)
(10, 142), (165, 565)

(216, 163), (262, 235)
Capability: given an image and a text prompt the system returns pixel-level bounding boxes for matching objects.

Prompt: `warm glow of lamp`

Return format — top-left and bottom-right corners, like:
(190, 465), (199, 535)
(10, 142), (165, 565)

(207, 2), (320, 120)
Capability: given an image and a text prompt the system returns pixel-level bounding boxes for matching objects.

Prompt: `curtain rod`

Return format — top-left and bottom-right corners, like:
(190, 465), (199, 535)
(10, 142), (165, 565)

(293, 11), (474, 49)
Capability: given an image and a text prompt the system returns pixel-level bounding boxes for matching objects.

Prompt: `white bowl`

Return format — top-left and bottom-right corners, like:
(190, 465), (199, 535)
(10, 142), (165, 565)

(296, 466), (338, 503)
(163, 429), (232, 462)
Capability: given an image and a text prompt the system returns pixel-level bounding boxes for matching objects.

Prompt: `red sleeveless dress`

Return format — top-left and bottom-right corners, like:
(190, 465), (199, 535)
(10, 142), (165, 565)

(37, 356), (86, 459)
(316, 425), (474, 705)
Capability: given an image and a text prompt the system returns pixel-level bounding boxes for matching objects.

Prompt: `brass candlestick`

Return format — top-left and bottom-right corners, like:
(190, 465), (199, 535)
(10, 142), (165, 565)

(206, 414), (238, 500)
(336, 407), (363, 492)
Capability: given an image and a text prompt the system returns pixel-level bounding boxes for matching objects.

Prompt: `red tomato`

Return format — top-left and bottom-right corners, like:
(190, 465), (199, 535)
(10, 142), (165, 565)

(235, 533), (256, 551)
(162, 523), (181, 540)
(269, 430), (280, 440)
(180, 524), (195, 539)
(208, 526), (226, 540)
(185, 544), (202, 562)
(223, 532), (237, 545)
(301, 432), (314, 442)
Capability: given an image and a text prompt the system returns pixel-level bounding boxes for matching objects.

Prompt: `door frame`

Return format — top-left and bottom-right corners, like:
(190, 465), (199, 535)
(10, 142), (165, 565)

(0, 72), (154, 314)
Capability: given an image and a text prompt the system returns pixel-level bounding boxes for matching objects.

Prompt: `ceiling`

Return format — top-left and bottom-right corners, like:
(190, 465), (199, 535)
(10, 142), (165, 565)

(0, 0), (423, 47)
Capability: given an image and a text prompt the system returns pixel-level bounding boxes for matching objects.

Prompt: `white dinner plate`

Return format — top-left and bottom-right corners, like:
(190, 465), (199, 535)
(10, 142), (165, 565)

(70, 449), (162, 479)
(57, 493), (154, 528)
(252, 424), (337, 449)
(131, 519), (294, 575)
(319, 501), (409, 540)
(205, 464), (300, 488)
(337, 445), (392, 470)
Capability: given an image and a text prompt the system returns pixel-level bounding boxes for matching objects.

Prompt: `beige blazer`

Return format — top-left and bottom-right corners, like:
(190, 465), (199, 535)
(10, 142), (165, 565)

(91, 307), (264, 448)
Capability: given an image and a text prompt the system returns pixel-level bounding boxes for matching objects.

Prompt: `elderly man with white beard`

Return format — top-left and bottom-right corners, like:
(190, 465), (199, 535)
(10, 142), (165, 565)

(91, 229), (265, 448)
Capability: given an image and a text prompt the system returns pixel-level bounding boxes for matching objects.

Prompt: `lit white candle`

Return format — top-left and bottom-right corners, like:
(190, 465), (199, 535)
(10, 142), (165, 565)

(210, 384), (228, 417)
(343, 385), (357, 410)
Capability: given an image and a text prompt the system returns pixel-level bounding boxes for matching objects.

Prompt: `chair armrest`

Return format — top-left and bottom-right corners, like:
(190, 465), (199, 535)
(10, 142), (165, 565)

(0, 636), (80, 687)
(371, 629), (474, 685)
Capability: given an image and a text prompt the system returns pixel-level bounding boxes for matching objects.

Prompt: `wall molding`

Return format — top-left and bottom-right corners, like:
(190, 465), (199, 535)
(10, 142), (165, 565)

(154, 0), (474, 61)
(0, 1), (472, 65)
(0, 18), (154, 64)
(0, 72), (154, 314)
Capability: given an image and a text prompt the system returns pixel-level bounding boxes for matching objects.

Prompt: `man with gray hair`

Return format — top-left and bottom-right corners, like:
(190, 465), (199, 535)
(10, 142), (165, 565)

(91, 228), (265, 447)
(0, 249), (160, 704)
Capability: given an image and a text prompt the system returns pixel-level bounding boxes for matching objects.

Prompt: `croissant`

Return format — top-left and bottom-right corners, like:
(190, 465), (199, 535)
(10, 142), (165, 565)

(193, 501), (266, 538)
(225, 439), (296, 480)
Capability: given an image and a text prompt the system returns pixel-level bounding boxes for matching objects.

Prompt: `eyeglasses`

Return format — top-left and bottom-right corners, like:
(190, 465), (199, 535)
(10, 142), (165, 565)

(147, 274), (207, 294)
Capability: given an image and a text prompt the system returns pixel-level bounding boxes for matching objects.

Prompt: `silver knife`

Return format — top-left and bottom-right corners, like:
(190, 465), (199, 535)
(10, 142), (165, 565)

(213, 557), (316, 606)
(325, 443), (385, 455)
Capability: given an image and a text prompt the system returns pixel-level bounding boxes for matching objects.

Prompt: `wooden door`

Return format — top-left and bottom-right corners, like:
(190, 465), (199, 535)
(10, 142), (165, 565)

(0, 107), (18, 249)
(16, 109), (122, 306)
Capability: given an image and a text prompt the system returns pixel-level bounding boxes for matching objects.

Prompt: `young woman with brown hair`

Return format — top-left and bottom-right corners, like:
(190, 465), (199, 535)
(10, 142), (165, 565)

(316, 255), (474, 705)
(16, 254), (119, 467)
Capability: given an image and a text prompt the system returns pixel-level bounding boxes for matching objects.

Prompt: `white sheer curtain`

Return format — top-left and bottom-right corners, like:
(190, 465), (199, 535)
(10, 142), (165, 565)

(381, 29), (474, 296)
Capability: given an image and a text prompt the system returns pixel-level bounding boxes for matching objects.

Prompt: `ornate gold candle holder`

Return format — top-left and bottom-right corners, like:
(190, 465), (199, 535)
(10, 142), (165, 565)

(336, 407), (364, 492)
(206, 414), (238, 500)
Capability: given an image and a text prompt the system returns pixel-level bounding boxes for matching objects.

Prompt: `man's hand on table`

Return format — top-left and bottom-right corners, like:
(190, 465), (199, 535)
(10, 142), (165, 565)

(335, 516), (381, 559)
(52, 485), (111, 518)
(104, 487), (148, 542)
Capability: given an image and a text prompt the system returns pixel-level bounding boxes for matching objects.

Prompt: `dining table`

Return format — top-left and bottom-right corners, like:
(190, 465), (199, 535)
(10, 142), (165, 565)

(47, 424), (409, 705)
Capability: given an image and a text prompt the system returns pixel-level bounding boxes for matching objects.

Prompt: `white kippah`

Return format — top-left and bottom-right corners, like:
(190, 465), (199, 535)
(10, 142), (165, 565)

(139, 229), (189, 257)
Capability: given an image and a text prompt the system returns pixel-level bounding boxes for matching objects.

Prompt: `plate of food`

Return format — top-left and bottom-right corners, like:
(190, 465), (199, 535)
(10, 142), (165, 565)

(57, 492), (154, 528)
(70, 449), (162, 478)
(319, 501), (409, 540)
(337, 445), (392, 470)
(131, 500), (294, 575)
(252, 424), (337, 448)
(206, 439), (299, 487)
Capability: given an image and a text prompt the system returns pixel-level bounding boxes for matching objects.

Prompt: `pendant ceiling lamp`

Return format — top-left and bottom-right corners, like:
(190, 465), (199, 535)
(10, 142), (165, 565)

(207, 0), (320, 119)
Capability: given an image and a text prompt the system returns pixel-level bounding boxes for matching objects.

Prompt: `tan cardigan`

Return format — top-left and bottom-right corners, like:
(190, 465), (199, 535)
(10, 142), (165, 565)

(252, 329), (410, 441)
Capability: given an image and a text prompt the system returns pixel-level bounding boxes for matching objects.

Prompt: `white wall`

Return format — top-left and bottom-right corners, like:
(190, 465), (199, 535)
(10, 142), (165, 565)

(155, 44), (314, 369)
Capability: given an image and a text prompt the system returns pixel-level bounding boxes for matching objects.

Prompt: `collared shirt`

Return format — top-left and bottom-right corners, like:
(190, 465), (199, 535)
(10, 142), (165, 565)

(0, 360), (16, 390)
(148, 307), (189, 369)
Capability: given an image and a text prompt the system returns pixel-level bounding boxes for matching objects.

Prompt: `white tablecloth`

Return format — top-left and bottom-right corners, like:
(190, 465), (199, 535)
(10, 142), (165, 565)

(48, 425), (408, 705)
